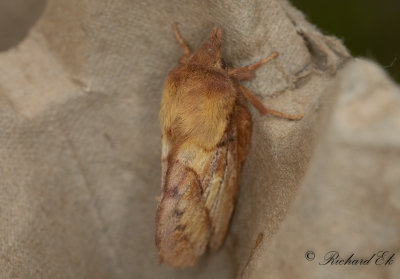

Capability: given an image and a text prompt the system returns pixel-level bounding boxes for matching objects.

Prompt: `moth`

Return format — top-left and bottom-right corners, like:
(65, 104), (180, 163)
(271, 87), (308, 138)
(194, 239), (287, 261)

(156, 23), (303, 268)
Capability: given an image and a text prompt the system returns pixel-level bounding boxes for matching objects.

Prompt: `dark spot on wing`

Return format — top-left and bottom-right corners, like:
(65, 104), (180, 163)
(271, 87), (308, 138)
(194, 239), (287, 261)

(166, 187), (179, 197)
(174, 209), (184, 217)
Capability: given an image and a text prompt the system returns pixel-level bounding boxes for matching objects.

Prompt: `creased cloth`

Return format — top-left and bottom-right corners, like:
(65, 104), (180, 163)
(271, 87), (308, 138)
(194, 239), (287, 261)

(0, 0), (399, 278)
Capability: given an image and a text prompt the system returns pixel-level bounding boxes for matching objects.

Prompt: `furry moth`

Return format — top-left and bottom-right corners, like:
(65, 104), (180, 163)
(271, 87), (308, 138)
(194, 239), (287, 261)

(156, 23), (303, 268)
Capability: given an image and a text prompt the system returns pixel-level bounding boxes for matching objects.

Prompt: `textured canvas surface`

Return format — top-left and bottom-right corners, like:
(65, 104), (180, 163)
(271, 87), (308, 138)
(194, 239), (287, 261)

(0, 0), (399, 278)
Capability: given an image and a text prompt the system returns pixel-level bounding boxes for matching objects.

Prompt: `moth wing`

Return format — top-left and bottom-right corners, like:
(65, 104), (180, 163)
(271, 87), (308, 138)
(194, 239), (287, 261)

(156, 105), (251, 267)
(156, 137), (211, 267)
(160, 135), (169, 192)
(201, 104), (252, 249)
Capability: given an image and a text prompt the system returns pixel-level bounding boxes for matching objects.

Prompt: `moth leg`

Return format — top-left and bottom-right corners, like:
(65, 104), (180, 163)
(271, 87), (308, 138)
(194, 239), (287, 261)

(239, 85), (304, 120)
(172, 23), (192, 64)
(228, 52), (278, 81)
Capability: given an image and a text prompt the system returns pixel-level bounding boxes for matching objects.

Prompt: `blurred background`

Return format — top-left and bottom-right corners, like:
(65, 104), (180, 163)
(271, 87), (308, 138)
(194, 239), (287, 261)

(0, 0), (46, 51)
(0, 0), (399, 83)
(290, 0), (400, 82)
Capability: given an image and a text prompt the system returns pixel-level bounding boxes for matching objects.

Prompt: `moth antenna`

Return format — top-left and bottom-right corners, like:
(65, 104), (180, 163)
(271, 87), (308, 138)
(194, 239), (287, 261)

(172, 22), (191, 55)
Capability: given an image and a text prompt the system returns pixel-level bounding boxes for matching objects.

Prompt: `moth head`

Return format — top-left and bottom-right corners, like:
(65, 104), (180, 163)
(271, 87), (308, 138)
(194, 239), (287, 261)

(189, 27), (225, 69)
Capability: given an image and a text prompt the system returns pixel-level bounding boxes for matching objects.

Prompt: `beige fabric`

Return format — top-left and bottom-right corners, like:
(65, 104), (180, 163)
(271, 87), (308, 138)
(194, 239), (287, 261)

(0, 0), (398, 278)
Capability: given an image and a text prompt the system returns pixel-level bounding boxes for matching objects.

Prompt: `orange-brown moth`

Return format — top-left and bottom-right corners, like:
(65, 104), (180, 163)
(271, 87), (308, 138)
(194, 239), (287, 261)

(156, 23), (303, 268)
